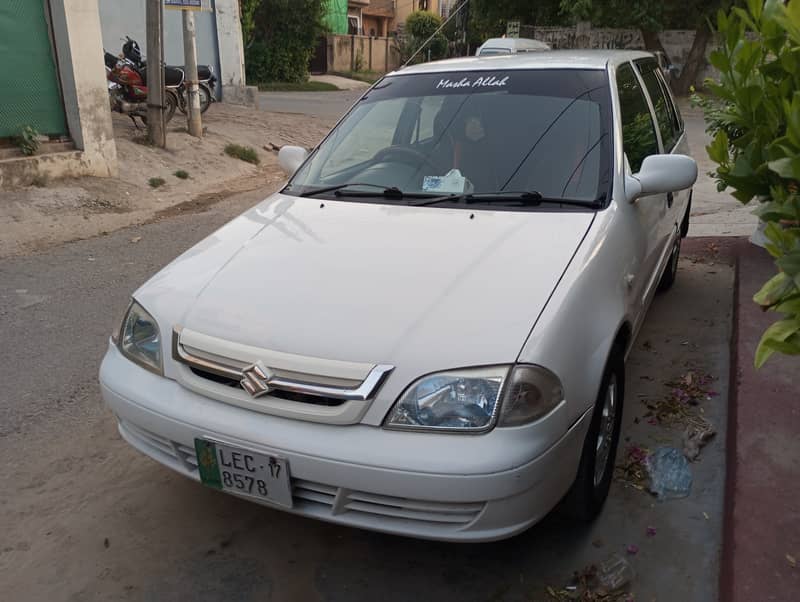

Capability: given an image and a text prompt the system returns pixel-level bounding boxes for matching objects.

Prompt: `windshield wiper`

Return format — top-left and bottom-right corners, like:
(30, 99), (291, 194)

(298, 183), (404, 199)
(412, 191), (604, 209)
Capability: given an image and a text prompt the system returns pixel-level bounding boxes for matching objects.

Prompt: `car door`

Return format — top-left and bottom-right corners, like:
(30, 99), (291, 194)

(636, 59), (690, 232)
(635, 57), (688, 247)
(616, 61), (667, 314)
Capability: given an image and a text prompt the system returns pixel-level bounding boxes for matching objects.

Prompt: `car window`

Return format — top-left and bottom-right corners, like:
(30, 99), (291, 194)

(319, 98), (406, 178)
(655, 68), (683, 135)
(636, 59), (678, 151)
(616, 62), (659, 172)
(479, 48), (512, 56)
(414, 95), (446, 143)
(289, 69), (613, 206)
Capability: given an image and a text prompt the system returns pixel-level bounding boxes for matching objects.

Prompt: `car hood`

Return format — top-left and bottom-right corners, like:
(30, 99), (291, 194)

(137, 194), (594, 421)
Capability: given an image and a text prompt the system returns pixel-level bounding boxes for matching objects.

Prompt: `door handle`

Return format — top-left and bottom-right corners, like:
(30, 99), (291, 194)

(666, 192), (674, 208)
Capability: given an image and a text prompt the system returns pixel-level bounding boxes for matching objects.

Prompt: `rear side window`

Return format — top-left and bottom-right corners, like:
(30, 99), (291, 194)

(616, 63), (659, 172)
(636, 59), (680, 151)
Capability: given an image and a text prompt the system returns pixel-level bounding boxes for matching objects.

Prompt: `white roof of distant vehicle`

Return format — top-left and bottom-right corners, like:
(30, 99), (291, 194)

(476, 37), (550, 54)
(393, 49), (655, 75)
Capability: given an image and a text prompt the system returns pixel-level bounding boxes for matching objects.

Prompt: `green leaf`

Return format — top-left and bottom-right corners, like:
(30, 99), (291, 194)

(709, 49), (731, 72)
(768, 157), (800, 179)
(754, 271), (794, 306)
(755, 318), (800, 367)
(777, 250), (800, 279)
(706, 130), (730, 164)
(763, 334), (800, 355)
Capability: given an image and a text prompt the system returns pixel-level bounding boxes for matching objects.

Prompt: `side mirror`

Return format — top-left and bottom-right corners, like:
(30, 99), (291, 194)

(626, 154), (697, 203)
(278, 145), (308, 176)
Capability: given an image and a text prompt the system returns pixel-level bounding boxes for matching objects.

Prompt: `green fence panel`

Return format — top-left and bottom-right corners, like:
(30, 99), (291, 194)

(0, 0), (68, 138)
(325, 0), (348, 34)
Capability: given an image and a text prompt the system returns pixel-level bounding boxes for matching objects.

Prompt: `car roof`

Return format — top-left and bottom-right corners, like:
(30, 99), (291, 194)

(478, 37), (550, 50)
(390, 49), (653, 75)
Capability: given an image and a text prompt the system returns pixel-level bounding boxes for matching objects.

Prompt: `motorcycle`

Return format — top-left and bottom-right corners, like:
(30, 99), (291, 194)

(104, 50), (179, 125)
(121, 37), (216, 115)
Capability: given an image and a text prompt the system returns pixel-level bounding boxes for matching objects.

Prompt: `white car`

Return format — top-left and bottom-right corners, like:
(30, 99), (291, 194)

(475, 37), (551, 56)
(100, 50), (696, 542)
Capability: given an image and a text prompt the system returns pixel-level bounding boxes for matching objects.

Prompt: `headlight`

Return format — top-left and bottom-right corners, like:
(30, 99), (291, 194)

(384, 365), (563, 433)
(496, 365), (563, 426)
(384, 366), (508, 432)
(118, 300), (163, 375)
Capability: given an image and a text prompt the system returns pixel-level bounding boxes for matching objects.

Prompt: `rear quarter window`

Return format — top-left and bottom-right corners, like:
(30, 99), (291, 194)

(616, 62), (659, 172)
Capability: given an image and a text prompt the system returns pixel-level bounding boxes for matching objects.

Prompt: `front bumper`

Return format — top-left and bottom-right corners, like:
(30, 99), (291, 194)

(100, 344), (592, 542)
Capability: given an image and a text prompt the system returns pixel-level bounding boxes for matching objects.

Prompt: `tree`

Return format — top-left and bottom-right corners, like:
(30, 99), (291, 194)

(699, 0), (800, 366)
(468, 0), (565, 44)
(244, 0), (327, 83)
(404, 10), (448, 63)
(559, 0), (735, 95)
(470, 0), (737, 95)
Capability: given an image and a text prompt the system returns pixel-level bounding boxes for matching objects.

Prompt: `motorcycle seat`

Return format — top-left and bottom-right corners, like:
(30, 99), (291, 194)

(165, 64), (214, 82)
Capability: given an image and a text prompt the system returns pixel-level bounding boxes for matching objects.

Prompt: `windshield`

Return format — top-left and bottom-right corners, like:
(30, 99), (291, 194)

(286, 69), (612, 207)
(478, 48), (512, 56)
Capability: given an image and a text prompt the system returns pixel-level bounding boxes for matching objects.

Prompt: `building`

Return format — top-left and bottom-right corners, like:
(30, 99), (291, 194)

(0, 0), (117, 186)
(393, 0), (452, 32)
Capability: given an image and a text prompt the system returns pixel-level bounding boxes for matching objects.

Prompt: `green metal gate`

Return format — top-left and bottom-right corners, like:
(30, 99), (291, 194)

(0, 0), (67, 138)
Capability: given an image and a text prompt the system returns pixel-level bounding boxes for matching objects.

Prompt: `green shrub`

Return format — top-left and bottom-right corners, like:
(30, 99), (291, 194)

(699, 0), (800, 367)
(245, 0), (327, 84)
(224, 143), (260, 165)
(174, 170), (190, 179)
(15, 126), (41, 156)
(148, 177), (166, 188)
(404, 10), (448, 63)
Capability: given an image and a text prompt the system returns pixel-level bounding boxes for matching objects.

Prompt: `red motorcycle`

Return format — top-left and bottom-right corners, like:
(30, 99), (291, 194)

(104, 49), (180, 125)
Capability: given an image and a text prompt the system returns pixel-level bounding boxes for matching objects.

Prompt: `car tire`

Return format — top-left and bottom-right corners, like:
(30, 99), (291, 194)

(561, 347), (625, 521)
(657, 235), (681, 292)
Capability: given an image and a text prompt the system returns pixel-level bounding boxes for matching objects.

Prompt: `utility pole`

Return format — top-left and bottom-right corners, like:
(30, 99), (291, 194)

(146, 0), (166, 147)
(182, 9), (202, 137)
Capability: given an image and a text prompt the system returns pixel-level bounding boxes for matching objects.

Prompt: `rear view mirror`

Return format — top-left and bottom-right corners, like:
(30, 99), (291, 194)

(626, 154), (697, 203)
(278, 146), (309, 176)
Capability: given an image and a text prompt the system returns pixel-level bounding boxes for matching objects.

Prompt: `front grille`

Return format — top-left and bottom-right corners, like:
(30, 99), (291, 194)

(189, 367), (347, 407)
(122, 421), (484, 531)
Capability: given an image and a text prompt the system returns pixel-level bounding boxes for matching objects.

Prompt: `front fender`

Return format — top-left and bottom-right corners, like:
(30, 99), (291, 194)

(517, 204), (635, 426)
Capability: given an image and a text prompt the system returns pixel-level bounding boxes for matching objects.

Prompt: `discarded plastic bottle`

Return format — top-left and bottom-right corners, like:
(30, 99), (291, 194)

(597, 553), (635, 591)
(646, 446), (693, 500)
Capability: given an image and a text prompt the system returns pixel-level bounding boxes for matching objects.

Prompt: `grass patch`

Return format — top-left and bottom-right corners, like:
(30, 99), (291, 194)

(257, 81), (339, 92)
(224, 143), (260, 165)
(148, 177), (166, 188)
(174, 170), (190, 179)
(331, 70), (382, 84)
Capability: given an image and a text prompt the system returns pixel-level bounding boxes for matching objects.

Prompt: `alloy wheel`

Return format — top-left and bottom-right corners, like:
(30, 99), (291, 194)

(594, 373), (618, 486)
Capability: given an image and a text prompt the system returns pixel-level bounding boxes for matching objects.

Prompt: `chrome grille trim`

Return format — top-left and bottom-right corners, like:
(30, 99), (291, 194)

(172, 327), (394, 402)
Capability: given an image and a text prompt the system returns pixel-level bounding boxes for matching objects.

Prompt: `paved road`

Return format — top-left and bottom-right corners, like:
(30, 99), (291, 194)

(256, 90), (364, 120)
(0, 187), (732, 601)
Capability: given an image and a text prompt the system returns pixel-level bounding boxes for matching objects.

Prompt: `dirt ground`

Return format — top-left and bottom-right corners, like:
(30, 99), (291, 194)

(0, 104), (334, 258)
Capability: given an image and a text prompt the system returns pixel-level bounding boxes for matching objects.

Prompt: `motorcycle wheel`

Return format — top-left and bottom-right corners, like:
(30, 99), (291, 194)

(163, 90), (178, 123)
(178, 84), (212, 115)
(199, 84), (212, 114)
(140, 90), (178, 125)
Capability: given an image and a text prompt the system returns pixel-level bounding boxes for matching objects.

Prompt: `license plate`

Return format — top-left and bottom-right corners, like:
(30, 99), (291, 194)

(194, 439), (293, 508)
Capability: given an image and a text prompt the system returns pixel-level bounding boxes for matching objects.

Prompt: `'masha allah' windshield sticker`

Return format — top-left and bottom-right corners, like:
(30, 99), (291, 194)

(436, 75), (510, 90)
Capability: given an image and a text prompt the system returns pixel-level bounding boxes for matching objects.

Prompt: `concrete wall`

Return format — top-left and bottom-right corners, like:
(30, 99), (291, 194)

(98, 0), (248, 100)
(0, 0), (118, 187)
(212, 0), (246, 99)
(522, 23), (720, 85)
(327, 34), (400, 73)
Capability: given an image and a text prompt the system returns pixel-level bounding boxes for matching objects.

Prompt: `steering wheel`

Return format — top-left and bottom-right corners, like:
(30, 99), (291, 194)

(372, 145), (443, 174)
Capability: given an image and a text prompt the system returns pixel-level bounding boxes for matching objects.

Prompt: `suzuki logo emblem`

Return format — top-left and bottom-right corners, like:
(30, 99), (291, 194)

(241, 362), (274, 398)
